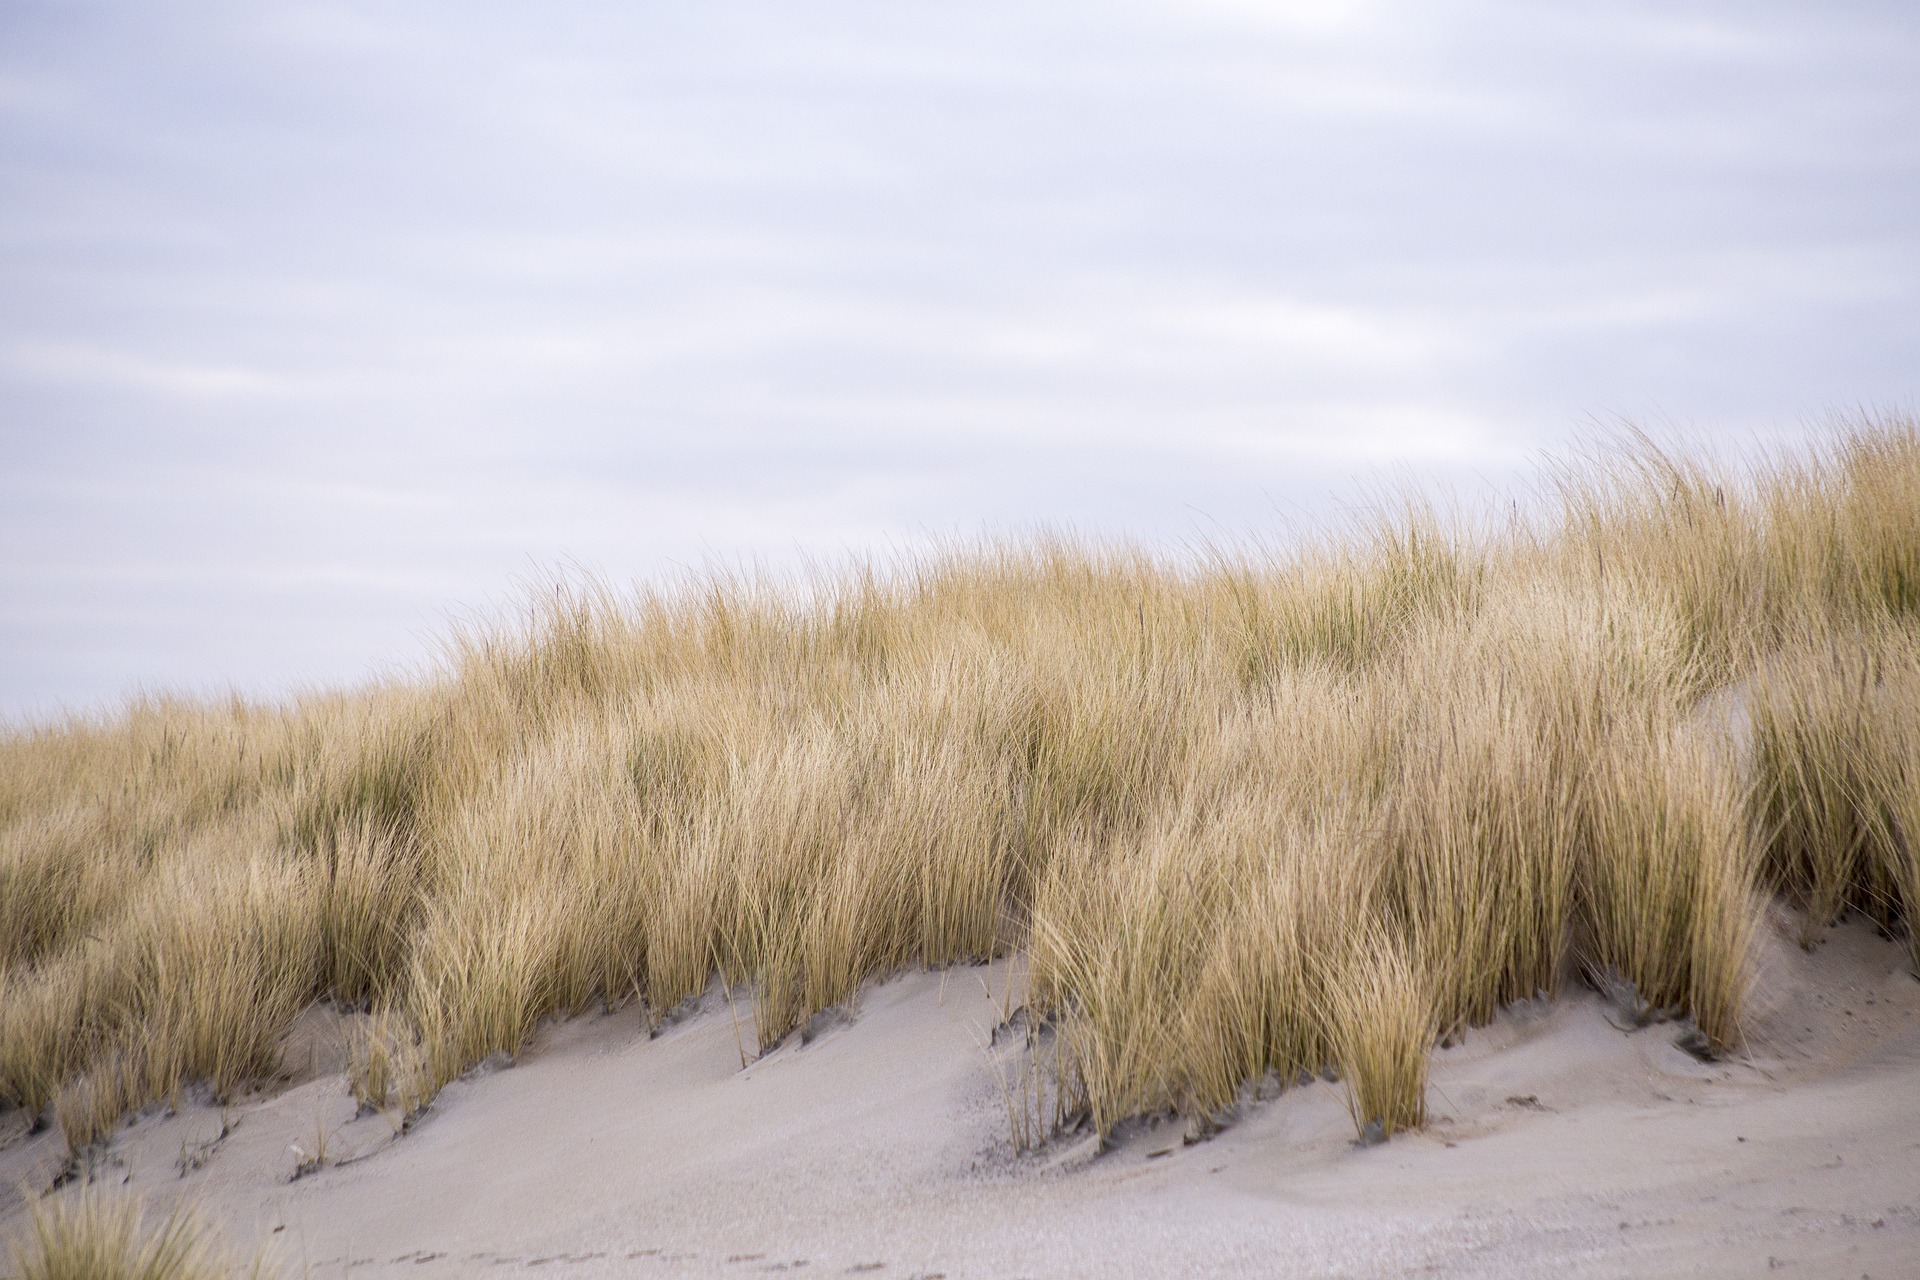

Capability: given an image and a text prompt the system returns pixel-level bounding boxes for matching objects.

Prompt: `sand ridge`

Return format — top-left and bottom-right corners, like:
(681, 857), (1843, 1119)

(3, 910), (1918, 1279)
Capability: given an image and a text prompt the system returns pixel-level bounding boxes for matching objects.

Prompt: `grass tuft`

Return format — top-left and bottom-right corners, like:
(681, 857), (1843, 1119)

(4, 1188), (270, 1280)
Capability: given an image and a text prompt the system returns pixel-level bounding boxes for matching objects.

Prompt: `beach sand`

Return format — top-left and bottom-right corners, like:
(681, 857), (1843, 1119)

(4, 908), (1917, 1279)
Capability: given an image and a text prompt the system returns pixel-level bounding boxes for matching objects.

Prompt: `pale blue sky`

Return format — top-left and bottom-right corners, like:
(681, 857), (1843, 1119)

(2, 1), (1915, 720)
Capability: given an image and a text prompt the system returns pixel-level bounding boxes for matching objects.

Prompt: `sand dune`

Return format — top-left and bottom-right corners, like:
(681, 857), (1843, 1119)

(3, 908), (1916, 1279)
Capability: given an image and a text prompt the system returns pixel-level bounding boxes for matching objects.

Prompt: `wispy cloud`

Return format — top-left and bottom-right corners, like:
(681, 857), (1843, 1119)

(1, 0), (1914, 719)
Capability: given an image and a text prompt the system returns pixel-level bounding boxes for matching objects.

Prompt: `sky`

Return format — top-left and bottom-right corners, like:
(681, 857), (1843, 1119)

(2, 0), (1915, 722)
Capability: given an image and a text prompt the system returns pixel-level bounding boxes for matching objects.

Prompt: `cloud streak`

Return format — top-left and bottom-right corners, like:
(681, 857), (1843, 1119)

(1, 0), (1915, 719)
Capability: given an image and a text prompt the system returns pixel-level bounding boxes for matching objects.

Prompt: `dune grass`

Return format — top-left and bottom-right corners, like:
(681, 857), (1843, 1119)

(3, 418), (1919, 1155)
(4, 1188), (268, 1280)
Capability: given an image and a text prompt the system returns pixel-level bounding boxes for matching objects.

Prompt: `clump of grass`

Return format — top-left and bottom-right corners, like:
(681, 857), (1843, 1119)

(1324, 926), (1433, 1139)
(348, 1010), (404, 1115)
(1, 416), (1917, 1156)
(1751, 621), (1920, 952)
(4, 1188), (270, 1280)
(1578, 713), (1759, 1045)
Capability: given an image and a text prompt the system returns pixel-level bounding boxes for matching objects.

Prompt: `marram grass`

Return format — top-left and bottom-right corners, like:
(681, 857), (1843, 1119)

(3, 419), (1920, 1154)
(4, 1188), (269, 1280)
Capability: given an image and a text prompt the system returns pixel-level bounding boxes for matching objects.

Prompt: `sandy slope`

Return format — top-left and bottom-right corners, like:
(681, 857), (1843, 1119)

(4, 910), (1918, 1280)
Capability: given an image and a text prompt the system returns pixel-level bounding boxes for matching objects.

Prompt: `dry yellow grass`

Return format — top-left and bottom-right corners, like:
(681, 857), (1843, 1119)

(2, 418), (1918, 1156)
(4, 1188), (269, 1280)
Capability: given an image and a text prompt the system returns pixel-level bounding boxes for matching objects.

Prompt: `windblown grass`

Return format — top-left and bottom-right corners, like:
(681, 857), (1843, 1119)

(3, 418), (1918, 1153)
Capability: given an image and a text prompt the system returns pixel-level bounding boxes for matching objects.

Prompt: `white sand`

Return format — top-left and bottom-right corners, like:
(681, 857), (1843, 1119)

(4, 909), (1918, 1279)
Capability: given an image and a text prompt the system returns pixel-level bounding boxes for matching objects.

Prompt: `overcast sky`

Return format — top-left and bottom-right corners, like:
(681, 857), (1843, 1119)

(2, 0), (1915, 721)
